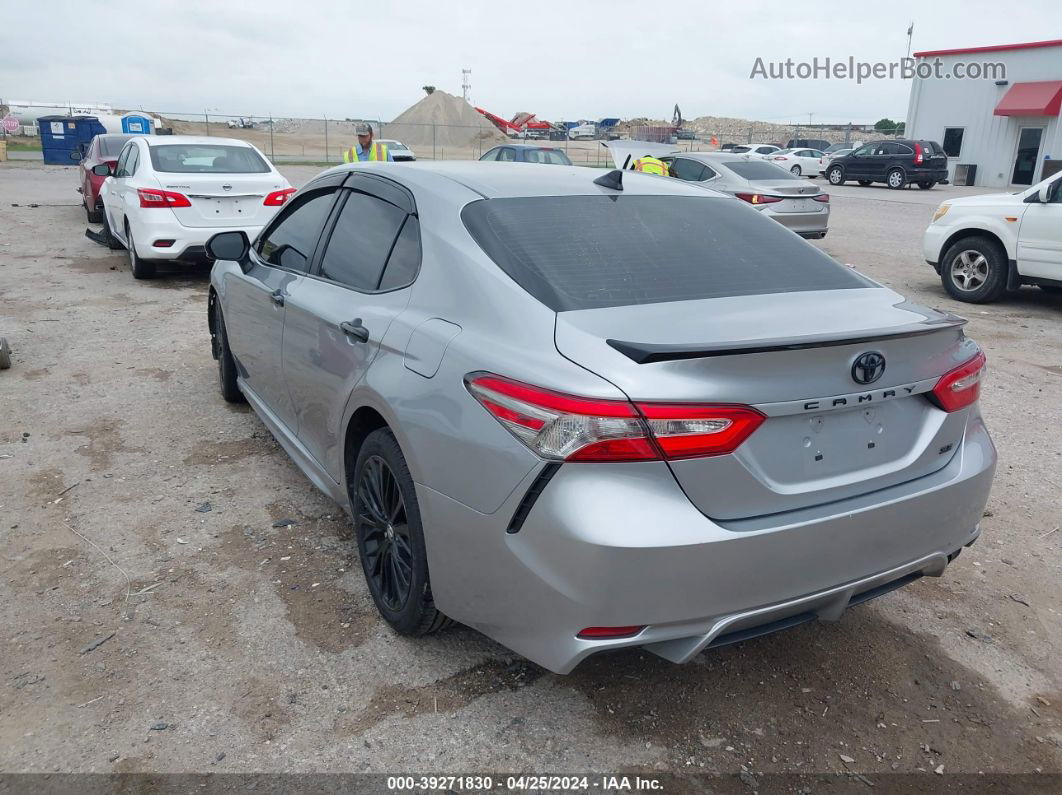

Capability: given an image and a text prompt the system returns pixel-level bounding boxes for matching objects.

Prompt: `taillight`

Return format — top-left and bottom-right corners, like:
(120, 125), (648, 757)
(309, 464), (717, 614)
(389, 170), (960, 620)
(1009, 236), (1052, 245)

(137, 188), (191, 208)
(914, 142), (924, 165)
(930, 351), (986, 412)
(466, 374), (765, 462)
(636, 403), (765, 460)
(813, 193), (830, 203)
(734, 193), (783, 205)
(264, 187), (296, 206)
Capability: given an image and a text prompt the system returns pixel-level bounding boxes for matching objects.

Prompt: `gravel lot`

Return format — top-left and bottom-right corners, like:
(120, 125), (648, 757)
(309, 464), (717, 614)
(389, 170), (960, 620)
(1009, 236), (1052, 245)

(1, 161), (1059, 784)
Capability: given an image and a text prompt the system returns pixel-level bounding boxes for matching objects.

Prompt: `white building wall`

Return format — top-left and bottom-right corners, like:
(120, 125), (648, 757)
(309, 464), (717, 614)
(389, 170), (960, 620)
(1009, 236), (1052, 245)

(906, 45), (1062, 188)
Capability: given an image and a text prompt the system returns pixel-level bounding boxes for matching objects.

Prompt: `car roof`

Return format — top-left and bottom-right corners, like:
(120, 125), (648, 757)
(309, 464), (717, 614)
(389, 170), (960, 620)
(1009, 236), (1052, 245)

(142, 135), (256, 148)
(490, 144), (564, 150)
(314, 161), (721, 201)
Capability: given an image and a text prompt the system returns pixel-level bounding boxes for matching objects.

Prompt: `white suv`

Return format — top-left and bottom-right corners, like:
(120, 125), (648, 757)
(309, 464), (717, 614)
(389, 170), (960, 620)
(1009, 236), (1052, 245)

(97, 136), (293, 279)
(923, 172), (1062, 303)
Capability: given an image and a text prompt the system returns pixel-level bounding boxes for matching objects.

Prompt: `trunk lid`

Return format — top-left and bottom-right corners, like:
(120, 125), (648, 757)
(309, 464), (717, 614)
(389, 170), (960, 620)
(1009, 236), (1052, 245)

(743, 178), (824, 212)
(554, 288), (977, 520)
(156, 173), (288, 228)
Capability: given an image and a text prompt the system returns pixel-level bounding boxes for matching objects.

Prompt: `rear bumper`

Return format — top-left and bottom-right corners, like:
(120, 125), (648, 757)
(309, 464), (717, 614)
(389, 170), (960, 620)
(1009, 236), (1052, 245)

(132, 217), (264, 262)
(762, 204), (830, 235)
(420, 414), (995, 674)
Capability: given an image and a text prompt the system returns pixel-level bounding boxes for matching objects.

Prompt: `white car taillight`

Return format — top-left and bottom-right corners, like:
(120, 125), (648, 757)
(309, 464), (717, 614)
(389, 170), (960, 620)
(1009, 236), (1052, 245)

(930, 351), (986, 412)
(466, 374), (765, 462)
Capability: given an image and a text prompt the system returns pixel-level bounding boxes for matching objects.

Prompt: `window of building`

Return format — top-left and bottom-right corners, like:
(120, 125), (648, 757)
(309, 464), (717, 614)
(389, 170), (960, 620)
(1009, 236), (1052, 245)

(942, 128), (965, 158)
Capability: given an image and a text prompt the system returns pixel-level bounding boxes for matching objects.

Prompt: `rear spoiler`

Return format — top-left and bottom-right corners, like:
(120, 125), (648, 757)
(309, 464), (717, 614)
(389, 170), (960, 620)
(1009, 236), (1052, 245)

(607, 315), (967, 364)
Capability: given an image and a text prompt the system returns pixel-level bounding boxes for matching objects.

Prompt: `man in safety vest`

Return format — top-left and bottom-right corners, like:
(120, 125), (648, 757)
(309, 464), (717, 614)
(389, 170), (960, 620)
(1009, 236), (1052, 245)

(632, 155), (669, 176)
(343, 122), (393, 163)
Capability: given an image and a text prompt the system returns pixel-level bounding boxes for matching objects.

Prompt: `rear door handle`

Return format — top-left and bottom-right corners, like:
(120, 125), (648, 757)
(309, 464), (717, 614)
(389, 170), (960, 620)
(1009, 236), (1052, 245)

(270, 290), (285, 307)
(340, 319), (370, 343)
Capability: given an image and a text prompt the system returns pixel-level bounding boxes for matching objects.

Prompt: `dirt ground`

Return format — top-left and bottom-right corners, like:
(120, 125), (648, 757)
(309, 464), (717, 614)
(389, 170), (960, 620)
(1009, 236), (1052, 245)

(0, 162), (1060, 786)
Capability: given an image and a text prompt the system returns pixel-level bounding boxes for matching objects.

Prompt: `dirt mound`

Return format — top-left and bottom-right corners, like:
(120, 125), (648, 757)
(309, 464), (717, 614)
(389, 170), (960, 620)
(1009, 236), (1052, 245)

(384, 90), (506, 150)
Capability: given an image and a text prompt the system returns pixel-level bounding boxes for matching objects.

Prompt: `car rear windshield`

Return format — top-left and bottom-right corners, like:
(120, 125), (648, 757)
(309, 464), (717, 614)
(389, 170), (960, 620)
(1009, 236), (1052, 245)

(724, 160), (797, 180)
(524, 149), (572, 165)
(148, 144), (270, 173)
(99, 136), (130, 157)
(462, 196), (873, 311)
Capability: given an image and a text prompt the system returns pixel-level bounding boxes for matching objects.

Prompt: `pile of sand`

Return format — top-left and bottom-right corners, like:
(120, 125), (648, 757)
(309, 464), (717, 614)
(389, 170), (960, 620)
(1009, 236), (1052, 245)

(384, 91), (506, 150)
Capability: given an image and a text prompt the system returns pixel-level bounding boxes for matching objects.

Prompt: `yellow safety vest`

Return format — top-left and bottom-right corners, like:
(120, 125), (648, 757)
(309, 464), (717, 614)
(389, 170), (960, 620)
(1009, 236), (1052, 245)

(632, 156), (668, 176)
(343, 142), (389, 164)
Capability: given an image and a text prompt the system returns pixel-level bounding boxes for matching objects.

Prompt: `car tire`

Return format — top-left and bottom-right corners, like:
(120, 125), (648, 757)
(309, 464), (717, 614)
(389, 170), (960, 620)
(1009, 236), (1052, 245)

(0, 337), (11, 370)
(351, 428), (451, 637)
(100, 210), (125, 250)
(887, 168), (906, 189)
(790, 165), (802, 176)
(212, 299), (244, 403)
(827, 166), (845, 185)
(857, 180), (872, 186)
(126, 224), (157, 280)
(85, 200), (103, 224)
(917, 181), (937, 189)
(940, 236), (1008, 303)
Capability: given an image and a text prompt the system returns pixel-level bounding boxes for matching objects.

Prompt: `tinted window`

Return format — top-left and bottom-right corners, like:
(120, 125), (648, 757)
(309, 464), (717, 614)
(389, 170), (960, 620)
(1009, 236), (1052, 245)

(480, 148), (500, 162)
(379, 216), (422, 290)
(319, 191), (407, 291)
(99, 136), (130, 157)
(462, 196), (872, 312)
(257, 190), (336, 272)
(668, 158), (705, 181)
(149, 144), (269, 173)
(852, 144), (875, 157)
(497, 148), (516, 162)
(115, 145), (132, 177)
(724, 160), (797, 180)
(523, 149), (572, 165)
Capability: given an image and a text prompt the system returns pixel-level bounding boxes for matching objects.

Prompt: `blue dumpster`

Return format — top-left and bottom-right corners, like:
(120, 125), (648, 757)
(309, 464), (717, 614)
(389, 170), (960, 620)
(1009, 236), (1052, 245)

(38, 115), (107, 165)
(121, 113), (152, 134)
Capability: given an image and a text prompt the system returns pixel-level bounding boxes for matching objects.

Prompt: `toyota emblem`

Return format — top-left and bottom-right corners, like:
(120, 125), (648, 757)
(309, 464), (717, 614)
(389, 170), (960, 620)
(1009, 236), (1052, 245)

(852, 352), (886, 385)
(222, 184), (233, 192)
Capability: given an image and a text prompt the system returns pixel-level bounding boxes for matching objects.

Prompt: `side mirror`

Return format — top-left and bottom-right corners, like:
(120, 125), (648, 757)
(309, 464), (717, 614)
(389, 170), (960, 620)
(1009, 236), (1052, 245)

(92, 163), (113, 177)
(1024, 186), (1050, 204)
(206, 230), (250, 266)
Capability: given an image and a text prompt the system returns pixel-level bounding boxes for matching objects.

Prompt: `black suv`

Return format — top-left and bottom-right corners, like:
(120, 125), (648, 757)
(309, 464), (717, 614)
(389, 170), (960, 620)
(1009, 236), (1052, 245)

(824, 139), (949, 189)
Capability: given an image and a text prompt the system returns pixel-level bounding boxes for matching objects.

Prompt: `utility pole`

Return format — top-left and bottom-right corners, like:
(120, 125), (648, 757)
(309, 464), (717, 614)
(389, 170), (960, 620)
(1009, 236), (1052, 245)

(462, 69), (472, 103)
(906, 22), (914, 58)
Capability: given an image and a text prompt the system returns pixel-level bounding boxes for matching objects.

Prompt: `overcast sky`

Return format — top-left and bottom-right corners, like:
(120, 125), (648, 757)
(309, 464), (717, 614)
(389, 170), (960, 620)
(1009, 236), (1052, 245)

(3, 0), (1060, 124)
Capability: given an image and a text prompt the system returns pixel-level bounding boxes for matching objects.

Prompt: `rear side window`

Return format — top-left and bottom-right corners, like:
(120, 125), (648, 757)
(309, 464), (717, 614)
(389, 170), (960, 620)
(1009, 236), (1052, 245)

(149, 144), (269, 173)
(724, 160), (797, 180)
(462, 196), (873, 311)
(669, 158), (708, 181)
(318, 191), (407, 291)
(256, 190), (336, 272)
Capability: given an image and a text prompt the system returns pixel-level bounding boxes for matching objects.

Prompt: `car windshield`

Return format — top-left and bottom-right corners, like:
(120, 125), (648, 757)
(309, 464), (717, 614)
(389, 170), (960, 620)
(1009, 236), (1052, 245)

(99, 136), (130, 157)
(462, 195), (871, 311)
(523, 149), (572, 165)
(148, 144), (270, 173)
(723, 160), (798, 180)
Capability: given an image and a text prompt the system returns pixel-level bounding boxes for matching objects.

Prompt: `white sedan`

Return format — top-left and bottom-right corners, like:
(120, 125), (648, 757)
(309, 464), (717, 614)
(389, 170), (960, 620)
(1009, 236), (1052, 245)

(728, 143), (781, 159)
(97, 136), (293, 279)
(767, 148), (826, 177)
(923, 170), (1062, 302)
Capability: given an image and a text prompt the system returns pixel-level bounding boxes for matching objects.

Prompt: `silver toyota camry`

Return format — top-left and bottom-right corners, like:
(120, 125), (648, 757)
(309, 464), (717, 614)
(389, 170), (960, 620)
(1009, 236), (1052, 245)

(206, 161), (996, 674)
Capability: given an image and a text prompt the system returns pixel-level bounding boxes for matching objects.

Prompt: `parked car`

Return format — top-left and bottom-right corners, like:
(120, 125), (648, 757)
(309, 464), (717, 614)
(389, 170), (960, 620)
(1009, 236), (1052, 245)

(377, 139), (416, 161)
(603, 143), (830, 239)
(206, 161), (993, 673)
(825, 140), (949, 190)
(786, 138), (831, 151)
(675, 129), (697, 141)
(79, 134), (135, 223)
(924, 170), (1062, 303)
(568, 123), (596, 140)
(729, 143), (781, 158)
(96, 136), (293, 279)
(766, 148), (826, 177)
(480, 145), (572, 165)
